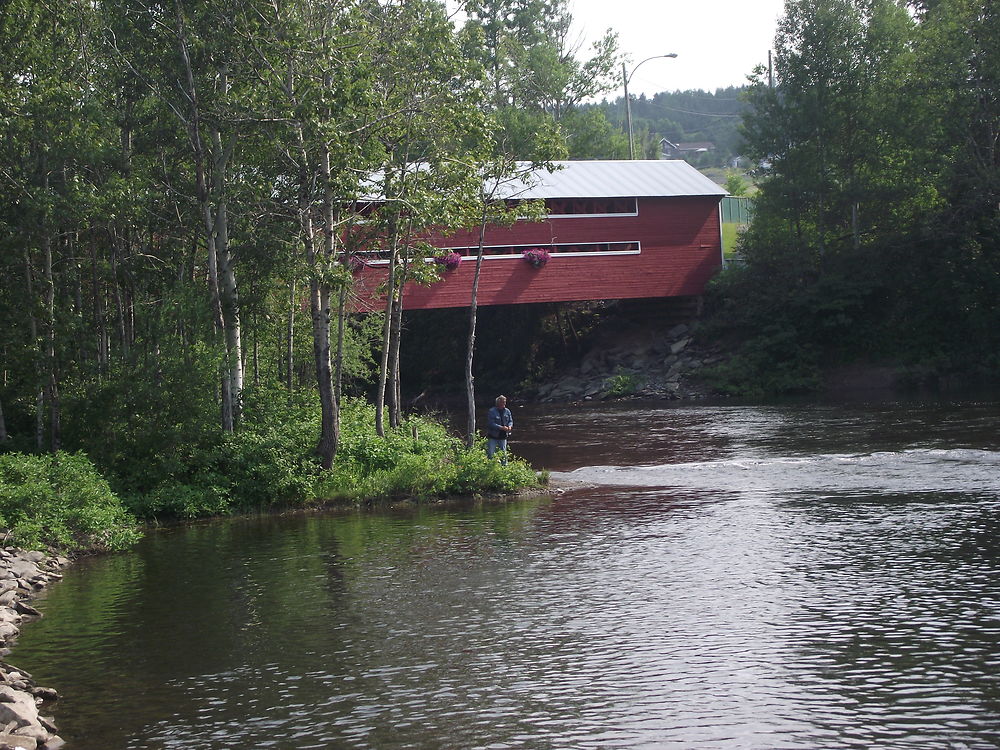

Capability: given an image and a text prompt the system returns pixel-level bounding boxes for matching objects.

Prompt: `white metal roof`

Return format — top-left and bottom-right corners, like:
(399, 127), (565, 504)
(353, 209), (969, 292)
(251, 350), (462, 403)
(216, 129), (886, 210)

(501, 160), (727, 200)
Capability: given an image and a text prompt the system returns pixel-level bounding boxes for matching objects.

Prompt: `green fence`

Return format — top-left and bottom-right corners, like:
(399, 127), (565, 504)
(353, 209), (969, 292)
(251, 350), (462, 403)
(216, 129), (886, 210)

(721, 196), (753, 224)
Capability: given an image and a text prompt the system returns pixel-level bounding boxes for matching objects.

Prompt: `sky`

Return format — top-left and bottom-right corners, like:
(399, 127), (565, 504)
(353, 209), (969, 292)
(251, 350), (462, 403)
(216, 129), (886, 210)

(568, 0), (787, 97)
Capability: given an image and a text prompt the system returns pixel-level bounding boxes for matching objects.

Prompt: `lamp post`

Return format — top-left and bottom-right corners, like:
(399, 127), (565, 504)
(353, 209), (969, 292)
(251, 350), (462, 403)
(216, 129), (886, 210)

(622, 53), (677, 160)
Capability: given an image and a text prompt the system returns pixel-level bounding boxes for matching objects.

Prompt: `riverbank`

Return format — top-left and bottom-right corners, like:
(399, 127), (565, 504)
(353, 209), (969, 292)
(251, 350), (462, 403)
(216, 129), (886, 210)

(0, 549), (69, 750)
(526, 319), (723, 403)
(518, 303), (958, 405)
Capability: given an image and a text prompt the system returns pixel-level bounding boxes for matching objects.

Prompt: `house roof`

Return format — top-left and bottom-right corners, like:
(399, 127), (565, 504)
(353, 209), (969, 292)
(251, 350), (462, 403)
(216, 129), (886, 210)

(502, 160), (726, 200)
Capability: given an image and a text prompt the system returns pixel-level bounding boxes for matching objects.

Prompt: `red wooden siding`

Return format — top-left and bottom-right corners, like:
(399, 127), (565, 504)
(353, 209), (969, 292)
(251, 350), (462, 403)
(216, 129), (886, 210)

(352, 196), (722, 311)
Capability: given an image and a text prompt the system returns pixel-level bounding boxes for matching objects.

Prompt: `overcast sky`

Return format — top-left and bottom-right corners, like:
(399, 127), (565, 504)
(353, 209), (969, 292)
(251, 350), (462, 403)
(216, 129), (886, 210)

(569, 0), (786, 97)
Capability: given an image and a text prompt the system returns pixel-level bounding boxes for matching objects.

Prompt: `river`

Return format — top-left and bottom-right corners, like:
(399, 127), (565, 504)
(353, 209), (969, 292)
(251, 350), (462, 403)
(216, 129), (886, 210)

(12, 398), (1000, 748)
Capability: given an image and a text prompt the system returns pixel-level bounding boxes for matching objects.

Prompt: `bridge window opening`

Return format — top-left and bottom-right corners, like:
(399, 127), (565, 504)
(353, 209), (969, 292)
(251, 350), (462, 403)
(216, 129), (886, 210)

(355, 240), (641, 263)
(544, 197), (638, 217)
(441, 241), (641, 259)
(507, 197), (638, 218)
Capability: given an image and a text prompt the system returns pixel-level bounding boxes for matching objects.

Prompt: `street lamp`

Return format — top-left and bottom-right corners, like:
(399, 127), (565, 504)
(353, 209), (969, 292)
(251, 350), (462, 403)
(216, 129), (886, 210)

(622, 53), (678, 160)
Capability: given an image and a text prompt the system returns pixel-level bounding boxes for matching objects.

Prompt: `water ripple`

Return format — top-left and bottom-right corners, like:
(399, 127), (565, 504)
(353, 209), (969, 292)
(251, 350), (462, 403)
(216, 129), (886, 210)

(11, 401), (1000, 748)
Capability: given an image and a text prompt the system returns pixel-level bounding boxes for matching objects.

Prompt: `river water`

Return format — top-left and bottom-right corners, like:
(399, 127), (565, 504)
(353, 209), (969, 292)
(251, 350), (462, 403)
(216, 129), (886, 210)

(12, 399), (1000, 749)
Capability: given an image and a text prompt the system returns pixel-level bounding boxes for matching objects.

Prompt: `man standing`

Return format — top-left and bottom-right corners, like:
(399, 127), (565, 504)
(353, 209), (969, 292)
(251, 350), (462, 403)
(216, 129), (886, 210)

(486, 395), (513, 464)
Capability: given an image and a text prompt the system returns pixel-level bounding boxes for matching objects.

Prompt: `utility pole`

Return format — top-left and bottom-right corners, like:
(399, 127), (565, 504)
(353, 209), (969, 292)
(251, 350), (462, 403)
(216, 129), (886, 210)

(622, 54), (678, 160)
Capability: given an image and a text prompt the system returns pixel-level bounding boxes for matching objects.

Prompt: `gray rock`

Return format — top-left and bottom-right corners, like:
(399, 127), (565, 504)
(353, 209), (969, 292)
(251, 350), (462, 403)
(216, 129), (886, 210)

(10, 725), (46, 744)
(670, 337), (692, 355)
(0, 624), (19, 643)
(0, 611), (20, 627)
(42, 736), (65, 750)
(12, 604), (40, 621)
(20, 555), (44, 566)
(0, 667), (29, 683)
(667, 323), (689, 339)
(0, 733), (36, 749)
(4, 564), (37, 585)
(27, 688), (55, 703)
(0, 687), (39, 728)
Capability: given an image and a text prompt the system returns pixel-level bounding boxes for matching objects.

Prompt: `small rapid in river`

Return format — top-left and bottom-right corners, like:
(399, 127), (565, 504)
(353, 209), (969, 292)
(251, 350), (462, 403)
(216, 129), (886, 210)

(555, 447), (1000, 495)
(11, 398), (1000, 749)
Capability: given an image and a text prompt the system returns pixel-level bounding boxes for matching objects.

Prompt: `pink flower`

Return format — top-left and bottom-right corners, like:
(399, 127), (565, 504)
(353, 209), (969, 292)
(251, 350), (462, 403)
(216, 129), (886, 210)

(435, 252), (463, 271)
(522, 247), (551, 268)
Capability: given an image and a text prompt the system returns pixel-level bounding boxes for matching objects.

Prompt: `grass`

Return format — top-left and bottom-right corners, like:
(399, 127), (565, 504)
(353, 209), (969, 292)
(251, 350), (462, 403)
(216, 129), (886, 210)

(722, 222), (745, 258)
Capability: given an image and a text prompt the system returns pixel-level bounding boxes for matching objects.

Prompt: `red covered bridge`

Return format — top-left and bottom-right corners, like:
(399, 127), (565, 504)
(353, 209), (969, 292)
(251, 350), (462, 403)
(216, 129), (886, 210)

(352, 160), (727, 310)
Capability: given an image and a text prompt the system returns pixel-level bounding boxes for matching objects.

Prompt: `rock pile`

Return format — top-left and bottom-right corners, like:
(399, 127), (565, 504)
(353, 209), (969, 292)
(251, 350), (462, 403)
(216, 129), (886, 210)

(531, 323), (726, 403)
(0, 549), (69, 750)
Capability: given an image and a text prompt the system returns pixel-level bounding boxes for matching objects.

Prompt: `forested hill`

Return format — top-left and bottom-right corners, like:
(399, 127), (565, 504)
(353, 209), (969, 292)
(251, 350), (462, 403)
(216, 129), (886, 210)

(586, 87), (748, 165)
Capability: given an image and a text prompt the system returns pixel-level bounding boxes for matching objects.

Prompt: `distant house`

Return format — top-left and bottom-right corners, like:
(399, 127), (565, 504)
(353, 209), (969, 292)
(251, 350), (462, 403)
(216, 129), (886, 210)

(351, 160), (726, 311)
(660, 139), (715, 160)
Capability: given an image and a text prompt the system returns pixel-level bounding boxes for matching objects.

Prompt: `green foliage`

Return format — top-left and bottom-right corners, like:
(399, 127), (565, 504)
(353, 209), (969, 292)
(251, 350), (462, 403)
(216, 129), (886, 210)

(704, 0), (1000, 396)
(560, 107), (628, 160)
(604, 370), (643, 398)
(0, 0), (557, 529)
(103, 391), (540, 519)
(0, 452), (140, 551)
(322, 399), (539, 502)
(724, 172), (749, 197)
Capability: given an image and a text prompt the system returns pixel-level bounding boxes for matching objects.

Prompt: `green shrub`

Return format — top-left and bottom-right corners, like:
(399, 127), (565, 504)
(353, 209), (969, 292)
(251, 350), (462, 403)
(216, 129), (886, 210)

(313, 418), (540, 504)
(451, 446), (538, 494)
(0, 452), (140, 551)
(604, 370), (643, 398)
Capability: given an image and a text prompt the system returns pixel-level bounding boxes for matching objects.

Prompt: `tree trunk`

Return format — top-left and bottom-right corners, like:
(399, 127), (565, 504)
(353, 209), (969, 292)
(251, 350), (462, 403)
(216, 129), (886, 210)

(286, 279), (296, 393)
(216, 208), (243, 428)
(465, 214), (489, 448)
(334, 286), (346, 405)
(24, 250), (45, 453)
(387, 295), (402, 428)
(24, 250), (44, 452)
(110, 237), (129, 359)
(312, 143), (340, 469)
(388, 255), (407, 429)
(375, 197), (399, 439)
(175, 3), (242, 432)
(90, 245), (109, 376)
(311, 280), (337, 469)
(0, 397), (8, 443)
(43, 234), (60, 452)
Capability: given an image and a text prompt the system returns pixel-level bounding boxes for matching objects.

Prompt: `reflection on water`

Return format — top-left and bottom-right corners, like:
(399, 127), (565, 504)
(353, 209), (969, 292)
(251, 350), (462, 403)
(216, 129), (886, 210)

(13, 399), (1000, 749)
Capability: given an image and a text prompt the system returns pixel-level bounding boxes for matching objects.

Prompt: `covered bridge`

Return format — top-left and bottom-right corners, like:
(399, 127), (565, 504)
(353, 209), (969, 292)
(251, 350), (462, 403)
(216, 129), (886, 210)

(352, 159), (726, 310)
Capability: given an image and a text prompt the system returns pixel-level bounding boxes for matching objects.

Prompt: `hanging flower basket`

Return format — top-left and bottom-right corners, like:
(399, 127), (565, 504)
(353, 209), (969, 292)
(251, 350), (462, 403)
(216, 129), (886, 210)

(434, 251), (463, 271)
(522, 247), (551, 268)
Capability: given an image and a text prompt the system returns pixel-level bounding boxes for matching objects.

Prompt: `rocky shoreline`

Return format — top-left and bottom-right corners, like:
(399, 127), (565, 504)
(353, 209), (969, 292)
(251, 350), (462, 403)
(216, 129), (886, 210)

(0, 549), (70, 750)
(529, 322), (723, 403)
